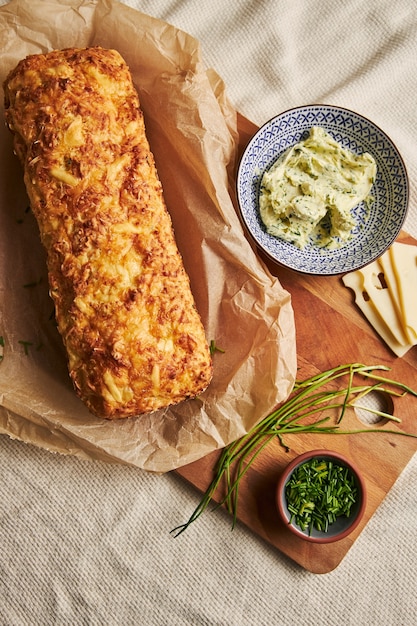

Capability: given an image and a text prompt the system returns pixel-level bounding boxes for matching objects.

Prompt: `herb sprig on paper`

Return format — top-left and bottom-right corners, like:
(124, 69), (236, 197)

(171, 362), (417, 536)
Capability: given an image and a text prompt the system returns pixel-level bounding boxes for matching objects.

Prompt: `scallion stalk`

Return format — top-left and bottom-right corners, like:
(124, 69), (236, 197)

(171, 363), (417, 537)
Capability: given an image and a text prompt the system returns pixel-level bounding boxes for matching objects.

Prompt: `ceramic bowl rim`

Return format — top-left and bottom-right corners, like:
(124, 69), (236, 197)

(236, 104), (409, 276)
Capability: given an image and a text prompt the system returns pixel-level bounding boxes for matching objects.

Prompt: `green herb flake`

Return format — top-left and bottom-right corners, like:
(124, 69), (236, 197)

(23, 277), (43, 289)
(16, 205), (31, 224)
(18, 340), (33, 356)
(209, 340), (225, 356)
(0, 335), (4, 362)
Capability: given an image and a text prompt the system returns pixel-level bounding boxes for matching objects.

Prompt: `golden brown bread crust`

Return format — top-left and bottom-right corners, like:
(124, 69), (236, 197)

(3, 46), (212, 419)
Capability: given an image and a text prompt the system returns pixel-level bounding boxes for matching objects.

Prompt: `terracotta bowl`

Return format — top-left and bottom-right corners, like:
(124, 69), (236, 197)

(276, 449), (367, 543)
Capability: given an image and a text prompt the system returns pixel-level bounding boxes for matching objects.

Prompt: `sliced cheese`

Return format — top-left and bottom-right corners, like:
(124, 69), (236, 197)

(356, 259), (409, 346)
(343, 241), (417, 358)
(342, 270), (412, 357)
(389, 242), (417, 342)
(379, 251), (403, 322)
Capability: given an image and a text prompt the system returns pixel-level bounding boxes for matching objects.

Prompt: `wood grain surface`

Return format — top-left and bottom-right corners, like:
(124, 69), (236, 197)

(176, 115), (417, 574)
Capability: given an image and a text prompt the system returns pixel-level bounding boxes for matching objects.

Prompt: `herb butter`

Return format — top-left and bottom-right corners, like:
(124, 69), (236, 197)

(259, 127), (377, 249)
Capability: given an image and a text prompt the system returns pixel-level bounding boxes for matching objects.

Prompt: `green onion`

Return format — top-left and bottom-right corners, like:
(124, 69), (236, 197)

(0, 335), (4, 363)
(285, 458), (357, 534)
(171, 362), (417, 537)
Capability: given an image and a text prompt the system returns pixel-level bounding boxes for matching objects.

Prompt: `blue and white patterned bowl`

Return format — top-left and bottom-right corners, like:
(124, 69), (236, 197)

(236, 105), (409, 275)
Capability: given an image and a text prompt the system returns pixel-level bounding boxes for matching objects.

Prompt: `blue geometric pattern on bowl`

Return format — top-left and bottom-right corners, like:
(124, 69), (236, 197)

(236, 105), (409, 275)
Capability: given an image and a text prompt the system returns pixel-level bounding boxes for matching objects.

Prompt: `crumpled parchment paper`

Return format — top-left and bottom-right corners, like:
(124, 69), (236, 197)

(0, 0), (297, 472)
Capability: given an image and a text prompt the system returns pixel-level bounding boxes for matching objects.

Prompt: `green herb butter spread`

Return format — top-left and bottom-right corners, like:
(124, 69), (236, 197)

(259, 127), (377, 249)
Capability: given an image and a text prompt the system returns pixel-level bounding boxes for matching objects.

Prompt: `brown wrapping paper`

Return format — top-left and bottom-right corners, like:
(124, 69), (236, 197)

(0, 0), (297, 472)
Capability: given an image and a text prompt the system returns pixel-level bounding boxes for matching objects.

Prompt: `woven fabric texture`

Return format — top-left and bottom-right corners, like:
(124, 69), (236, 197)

(1, 1), (417, 624)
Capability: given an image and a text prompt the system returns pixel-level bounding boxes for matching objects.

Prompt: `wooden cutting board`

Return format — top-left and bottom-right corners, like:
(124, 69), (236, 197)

(176, 115), (417, 574)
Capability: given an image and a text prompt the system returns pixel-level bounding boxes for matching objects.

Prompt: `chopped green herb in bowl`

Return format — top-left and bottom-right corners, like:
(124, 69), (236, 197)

(276, 449), (366, 543)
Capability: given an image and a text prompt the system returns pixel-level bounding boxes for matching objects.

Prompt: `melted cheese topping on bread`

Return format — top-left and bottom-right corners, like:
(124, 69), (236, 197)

(4, 47), (213, 419)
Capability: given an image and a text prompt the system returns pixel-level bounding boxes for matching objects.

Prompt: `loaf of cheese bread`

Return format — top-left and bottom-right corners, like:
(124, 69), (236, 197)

(4, 47), (212, 419)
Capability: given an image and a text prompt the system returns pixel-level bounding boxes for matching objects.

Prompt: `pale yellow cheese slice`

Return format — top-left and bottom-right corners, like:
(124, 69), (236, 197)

(356, 259), (410, 346)
(389, 242), (417, 343)
(342, 270), (412, 357)
(379, 251), (403, 322)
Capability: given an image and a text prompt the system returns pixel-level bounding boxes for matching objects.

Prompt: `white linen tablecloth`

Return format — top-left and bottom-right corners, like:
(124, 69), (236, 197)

(1, 1), (417, 624)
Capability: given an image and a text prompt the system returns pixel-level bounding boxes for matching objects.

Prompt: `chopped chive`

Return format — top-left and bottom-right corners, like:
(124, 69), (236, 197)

(18, 340), (33, 355)
(16, 206), (31, 223)
(285, 458), (358, 534)
(23, 277), (43, 288)
(209, 340), (225, 356)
